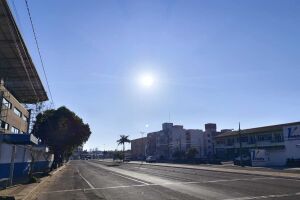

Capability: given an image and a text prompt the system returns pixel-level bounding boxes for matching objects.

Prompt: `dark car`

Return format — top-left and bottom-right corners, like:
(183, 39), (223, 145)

(233, 155), (251, 166)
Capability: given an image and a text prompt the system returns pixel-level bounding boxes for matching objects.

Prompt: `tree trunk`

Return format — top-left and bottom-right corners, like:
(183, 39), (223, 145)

(123, 144), (125, 162)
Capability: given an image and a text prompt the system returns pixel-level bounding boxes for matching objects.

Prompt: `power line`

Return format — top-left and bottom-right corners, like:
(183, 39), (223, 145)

(24, 0), (54, 107)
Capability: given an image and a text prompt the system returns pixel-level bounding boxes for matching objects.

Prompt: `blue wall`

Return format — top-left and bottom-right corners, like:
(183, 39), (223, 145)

(0, 161), (52, 179)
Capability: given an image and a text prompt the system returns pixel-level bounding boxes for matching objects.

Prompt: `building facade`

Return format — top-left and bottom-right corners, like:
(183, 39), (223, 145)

(215, 122), (300, 166)
(0, 0), (52, 183)
(142, 123), (206, 160)
(131, 137), (146, 160)
(203, 123), (218, 158)
(0, 81), (30, 134)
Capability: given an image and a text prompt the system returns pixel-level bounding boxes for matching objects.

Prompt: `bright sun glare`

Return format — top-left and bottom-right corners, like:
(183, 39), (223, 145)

(139, 74), (154, 87)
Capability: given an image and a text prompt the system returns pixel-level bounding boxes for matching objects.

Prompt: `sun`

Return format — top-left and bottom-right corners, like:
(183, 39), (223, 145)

(139, 74), (154, 87)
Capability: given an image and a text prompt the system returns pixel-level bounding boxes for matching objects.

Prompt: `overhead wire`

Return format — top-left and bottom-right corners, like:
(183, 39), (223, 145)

(24, 0), (54, 108)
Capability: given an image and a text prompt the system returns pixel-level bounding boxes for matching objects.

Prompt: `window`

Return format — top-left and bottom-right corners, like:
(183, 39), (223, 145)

(216, 139), (225, 145)
(227, 138), (234, 146)
(13, 107), (22, 117)
(273, 133), (284, 142)
(0, 120), (9, 130)
(248, 135), (256, 144)
(237, 136), (248, 143)
(11, 126), (20, 134)
(257, 134), (272, 141)
(2, 98), (12, 109)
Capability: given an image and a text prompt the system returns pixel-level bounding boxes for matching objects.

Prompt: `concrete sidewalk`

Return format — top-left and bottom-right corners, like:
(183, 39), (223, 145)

(98, 160), (300, 179)
(0, 165), (67, 200)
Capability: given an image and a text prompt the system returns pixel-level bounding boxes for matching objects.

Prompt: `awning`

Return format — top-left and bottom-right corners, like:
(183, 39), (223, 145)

(0, 0), (48, 103)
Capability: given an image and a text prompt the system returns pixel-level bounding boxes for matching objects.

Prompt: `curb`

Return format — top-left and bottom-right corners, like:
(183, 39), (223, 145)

(22, 164), (67, 200)
(96, 160), (300, 180)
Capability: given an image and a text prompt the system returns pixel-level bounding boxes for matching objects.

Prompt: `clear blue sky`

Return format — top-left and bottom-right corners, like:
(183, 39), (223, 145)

(10, 0), (300, 150)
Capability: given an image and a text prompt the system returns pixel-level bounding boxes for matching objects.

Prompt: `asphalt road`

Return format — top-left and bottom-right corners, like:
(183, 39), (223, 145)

(35, 160), (300, 200)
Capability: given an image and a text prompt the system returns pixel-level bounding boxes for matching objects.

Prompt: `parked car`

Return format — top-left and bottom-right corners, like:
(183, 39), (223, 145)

(124, 156), (131, 162)
(146, 156), (156, 163)
(233, 155), (251, 166)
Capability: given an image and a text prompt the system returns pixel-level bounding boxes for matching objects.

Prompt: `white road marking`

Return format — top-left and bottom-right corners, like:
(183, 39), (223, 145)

(41, 184), (146, 194)
(206, 177), (275, 183)
(40, 177), (287, 195)
(77, 169), (95, 189)
(110, 172), (150, 185)
(223, 192), (300, 200)
(134, 166), (147, 170)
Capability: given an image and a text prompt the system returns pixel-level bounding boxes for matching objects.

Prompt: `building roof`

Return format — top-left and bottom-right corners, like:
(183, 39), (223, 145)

(131, 137), (146, 142)
(215, 121), (300, 138)
(0, 0), (48, 103)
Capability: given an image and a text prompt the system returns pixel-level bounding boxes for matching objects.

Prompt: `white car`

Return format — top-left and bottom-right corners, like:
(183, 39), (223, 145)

(146, 156), (156, 163)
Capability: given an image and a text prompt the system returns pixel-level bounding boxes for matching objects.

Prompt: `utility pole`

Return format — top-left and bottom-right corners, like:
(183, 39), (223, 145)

(9, 145), (16, 186)
(238, 122), (244, 167)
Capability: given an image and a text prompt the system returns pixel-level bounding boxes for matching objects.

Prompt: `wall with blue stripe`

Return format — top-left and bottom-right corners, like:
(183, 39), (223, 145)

(0, 161), (53, 179)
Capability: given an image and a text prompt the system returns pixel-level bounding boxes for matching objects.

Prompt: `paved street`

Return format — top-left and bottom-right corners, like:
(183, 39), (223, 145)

(35, 160), (300, 200)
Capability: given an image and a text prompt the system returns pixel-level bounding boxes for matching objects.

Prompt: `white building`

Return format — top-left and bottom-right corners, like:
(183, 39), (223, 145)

(146, 123), (205, 160)
(215, 122), (300, 166)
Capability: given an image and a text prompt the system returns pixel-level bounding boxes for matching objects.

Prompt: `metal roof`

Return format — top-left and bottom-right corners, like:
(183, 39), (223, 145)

(0, 0), (48, 103)
(215, 121), (300, 138)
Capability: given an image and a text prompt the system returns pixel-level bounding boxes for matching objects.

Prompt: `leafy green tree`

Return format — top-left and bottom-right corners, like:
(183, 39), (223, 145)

(186, 148), (198, 160)
(172, 149), (185, 160)
(113, 150), (123, 160)
(117, 135), (130, 161)
(32, 106), (91, 166)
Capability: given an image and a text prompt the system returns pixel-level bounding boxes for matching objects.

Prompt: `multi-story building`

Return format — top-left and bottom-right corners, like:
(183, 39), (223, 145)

(131, 137), (146, 160)
(186, 129), (205, 158)
(214, 122), (300, 166)
(0, 0), (51, 182)
(146, 131), (159, 157)
(0, 81), (30, 134)
(201, 123), (222, 158)
(143, 123), (205, 160)
(71, 145), (83, 160)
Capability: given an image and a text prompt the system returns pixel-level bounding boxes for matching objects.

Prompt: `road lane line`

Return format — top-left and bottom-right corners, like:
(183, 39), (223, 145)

(77, 169), (95, 189)
(223, 192), (300, 200)
(134, 166), (147, 170)
(110, 172), (150, 185)
(41, 184), (146, 194)
(206, 177), (275, 183)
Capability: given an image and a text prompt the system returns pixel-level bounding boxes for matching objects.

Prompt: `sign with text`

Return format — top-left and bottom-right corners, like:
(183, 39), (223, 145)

(251, 149), (269, 167)
(284, 125), (300, 140)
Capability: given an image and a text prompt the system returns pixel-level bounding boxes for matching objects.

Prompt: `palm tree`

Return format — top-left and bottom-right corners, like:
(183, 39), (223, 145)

(117, 135), (130, 161)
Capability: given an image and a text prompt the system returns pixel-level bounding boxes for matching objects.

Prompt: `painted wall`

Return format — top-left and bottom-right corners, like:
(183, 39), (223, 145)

(0, 143), (54, 179)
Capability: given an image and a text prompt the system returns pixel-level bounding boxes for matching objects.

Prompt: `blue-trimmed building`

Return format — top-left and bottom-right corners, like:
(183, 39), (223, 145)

(0, 0), (53, 185)
(215, 122), (300, 166)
